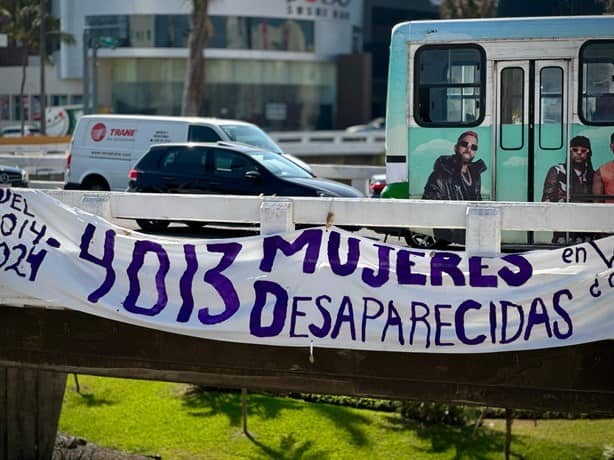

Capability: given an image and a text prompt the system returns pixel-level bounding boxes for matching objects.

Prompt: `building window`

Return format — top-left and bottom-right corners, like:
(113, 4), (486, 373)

(499, 67), (524, 150)
(414, 45), (485, 126)
(579, 40), (614, 125)
(539, 66), (564, 149)
(0, 95), (9, 120)
(86, 14), (314, 52)
(51, 95), (69, 106)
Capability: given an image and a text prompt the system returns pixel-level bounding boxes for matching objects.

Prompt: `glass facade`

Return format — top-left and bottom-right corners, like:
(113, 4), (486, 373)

(86, 15), (315, 52)
(111, 59), (335, 131)
(87, 14), (325, 129)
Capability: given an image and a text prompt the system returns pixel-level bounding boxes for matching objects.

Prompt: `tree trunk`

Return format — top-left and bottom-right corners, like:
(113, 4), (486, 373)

(504, 408), (514, 460)
(19, 48), (28, 135)
(181, 0), (209, 116)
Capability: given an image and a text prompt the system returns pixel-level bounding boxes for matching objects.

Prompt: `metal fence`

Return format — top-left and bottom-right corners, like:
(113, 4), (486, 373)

(41, 190), (614, 256)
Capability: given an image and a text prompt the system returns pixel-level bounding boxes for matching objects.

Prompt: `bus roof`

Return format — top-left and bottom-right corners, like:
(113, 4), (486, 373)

(392, 15), (614, 43)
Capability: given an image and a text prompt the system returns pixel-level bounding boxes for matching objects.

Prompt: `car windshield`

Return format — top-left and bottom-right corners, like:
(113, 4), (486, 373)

(249, 150), (313, 178)
(220, 124), (282, 153)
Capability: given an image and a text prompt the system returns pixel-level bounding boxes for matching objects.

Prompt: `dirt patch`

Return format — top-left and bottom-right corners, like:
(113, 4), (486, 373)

(53, 434), (161, 460)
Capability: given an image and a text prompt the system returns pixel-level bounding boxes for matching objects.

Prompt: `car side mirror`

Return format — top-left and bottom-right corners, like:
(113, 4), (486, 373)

(245, 170), (261, 180)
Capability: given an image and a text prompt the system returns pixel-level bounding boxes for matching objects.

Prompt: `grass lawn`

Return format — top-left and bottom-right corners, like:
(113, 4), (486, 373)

(58, 375), (614, 460)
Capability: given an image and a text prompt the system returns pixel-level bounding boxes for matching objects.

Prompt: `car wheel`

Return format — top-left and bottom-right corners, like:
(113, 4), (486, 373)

(83, 177), (110, 191)
(404, 232), (449, 249)
(136, 219), (170, 232)
(185, 221), (206, 230)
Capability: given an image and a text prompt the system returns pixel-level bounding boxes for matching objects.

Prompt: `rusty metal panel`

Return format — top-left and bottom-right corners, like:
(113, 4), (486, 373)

(0, 306), (612, 415)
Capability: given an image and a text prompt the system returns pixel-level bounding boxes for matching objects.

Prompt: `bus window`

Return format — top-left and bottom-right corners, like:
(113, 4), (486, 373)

(414, 45), (485, 126)
(579, 40), (614, 124)
(539, 67), (563, 149)
(500, 67), (524, 150)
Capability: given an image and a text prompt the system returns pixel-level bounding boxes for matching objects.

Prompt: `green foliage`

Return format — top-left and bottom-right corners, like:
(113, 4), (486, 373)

(288, 392), (402, 412)
(0, 0), (74, 134)
(0, 0), (74, 55)
(440, 0), (498, 19)
(400, 401), (476, 426)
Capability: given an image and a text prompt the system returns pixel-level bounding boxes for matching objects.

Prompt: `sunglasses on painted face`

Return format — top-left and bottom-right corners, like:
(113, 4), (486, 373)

(458, 140), (478, 151)
(571, 147), (589, 154)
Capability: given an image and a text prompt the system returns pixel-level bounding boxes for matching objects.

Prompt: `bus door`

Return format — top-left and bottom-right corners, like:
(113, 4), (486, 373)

(495, 60), (569, 243)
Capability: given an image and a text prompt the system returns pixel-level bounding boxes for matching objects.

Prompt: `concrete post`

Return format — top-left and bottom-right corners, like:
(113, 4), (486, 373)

(465, 206), (501, 256)
(260, 198), (294, 235)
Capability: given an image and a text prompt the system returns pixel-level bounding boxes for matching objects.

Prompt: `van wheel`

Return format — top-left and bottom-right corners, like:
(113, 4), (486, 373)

(136, 219), (170, 232)
(404, 232), (448, 249)
(83, 177), (110, 191)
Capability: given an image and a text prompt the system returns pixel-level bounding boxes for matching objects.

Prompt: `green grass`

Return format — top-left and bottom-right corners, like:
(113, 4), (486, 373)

(59, 376), (614, 460)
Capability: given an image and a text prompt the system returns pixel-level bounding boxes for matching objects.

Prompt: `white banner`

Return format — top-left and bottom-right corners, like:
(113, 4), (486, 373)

(0, 189), (613, 353)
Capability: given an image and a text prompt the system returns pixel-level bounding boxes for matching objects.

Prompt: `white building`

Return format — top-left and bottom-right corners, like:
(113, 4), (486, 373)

(62, 0), (363, 130)
(0, 0), (440, 131)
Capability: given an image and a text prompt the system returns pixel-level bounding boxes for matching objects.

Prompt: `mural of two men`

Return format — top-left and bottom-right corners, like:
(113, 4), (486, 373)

(421, 131), (614, 245)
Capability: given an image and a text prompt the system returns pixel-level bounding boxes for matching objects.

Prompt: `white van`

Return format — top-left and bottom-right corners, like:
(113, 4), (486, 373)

(64, 115), (308, 191)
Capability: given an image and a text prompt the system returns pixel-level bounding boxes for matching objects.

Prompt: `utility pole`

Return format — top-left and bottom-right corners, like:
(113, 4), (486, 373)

(82, 28), (89, 114)
(82, 25), (119, 115)
(39, 0), (46, 134)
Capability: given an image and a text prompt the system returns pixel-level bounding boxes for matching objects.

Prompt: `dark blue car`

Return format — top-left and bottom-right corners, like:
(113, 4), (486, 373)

(128, 141), (363, 231)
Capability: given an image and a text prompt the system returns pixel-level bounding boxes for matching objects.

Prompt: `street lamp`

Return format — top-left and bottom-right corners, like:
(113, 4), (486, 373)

(82, 25), (119, 114)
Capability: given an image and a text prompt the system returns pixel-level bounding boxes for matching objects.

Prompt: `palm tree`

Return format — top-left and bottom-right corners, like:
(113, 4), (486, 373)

(0, 0), (73, 135)
(440, 0), (498, 19)
(181, 0), (210, 116)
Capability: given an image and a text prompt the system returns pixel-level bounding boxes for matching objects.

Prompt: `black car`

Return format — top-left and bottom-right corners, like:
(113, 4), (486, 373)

(128, 142), (364, 231)
(0, 164), (29, 188)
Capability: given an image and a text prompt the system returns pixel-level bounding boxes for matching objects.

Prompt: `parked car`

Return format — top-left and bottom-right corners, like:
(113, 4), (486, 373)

(345, 117), (385, 133)
(0, 164), (29, 187)
(128, 141), (364, 231)
(368, 173), (387, 198)
(1, 124), (41, 137)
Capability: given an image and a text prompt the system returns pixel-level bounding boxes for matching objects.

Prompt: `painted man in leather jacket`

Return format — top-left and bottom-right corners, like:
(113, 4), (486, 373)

(423, 130), (487, 201)
(422, 130), (487, 243)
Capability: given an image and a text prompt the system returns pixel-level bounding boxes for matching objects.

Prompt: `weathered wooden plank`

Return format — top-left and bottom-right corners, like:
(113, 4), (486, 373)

(0, 306), (612, 415)
(0, 366), (66, 460)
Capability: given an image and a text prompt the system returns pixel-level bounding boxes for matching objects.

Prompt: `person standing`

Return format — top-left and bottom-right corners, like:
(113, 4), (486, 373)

(592, 132), (614, 203)
(422, 130), (487, 243)
(542, 135), (595, 243)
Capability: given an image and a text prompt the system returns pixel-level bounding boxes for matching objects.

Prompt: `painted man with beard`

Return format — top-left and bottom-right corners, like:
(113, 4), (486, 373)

(423, 130), (487, 243)
(542, 135), (595, 244)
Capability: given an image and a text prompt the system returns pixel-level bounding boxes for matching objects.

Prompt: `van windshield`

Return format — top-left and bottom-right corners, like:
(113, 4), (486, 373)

(220, 124), (282, 153)
(248, 150), (313, 178)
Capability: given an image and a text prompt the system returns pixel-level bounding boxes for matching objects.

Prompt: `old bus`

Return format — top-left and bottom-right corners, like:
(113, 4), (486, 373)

(382, 16), (614, 248)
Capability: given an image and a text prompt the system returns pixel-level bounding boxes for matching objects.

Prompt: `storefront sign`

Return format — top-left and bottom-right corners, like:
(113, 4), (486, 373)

(287, 0), (353, 21)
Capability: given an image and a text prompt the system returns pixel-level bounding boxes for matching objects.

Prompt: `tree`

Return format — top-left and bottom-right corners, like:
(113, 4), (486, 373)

(440, 0), (498, 19)
(606, 0), (614, 13)
(0, 0), (73, 135)
(181, 0), (210, 116)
